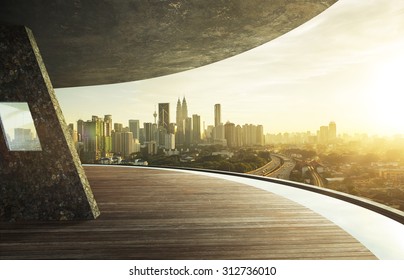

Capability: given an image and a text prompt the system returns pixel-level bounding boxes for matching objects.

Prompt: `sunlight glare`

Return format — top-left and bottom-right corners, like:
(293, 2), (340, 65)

(367, 55), (404, 135)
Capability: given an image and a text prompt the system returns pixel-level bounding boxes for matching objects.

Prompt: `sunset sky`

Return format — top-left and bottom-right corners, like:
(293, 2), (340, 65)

(56, 0), (404, 136)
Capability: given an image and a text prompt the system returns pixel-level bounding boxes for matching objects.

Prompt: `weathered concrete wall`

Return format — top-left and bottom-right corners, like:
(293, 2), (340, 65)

(0, 0), (337, 87)
(0, 25), (100, 221)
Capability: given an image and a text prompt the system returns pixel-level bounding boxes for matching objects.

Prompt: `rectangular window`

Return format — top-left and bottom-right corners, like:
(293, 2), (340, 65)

(0, 102), (42, 151)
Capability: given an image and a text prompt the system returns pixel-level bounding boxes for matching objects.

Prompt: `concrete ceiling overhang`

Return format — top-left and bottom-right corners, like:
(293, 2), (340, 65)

(0, 0), (337, 88)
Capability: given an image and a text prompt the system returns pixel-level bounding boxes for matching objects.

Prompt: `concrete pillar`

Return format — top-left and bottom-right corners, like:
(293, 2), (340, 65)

(0, 25), (100, 221)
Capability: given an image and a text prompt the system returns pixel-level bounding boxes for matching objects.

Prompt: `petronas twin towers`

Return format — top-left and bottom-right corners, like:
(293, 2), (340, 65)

(176, 97), (188, 146)
(176, 97), (188, 126)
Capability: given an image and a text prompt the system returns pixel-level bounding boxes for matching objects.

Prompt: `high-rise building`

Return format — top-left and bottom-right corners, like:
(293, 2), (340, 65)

(129, 119), (140, 140)
(175, 97), (189, 148)
(214, 104), (221, 127)
(158, 103), (170, 131)
(242, 124), (257, 146)
(144, 122), (153, 142)
(257, 125), (264, 146)
(329, 121), (337, 143)
(224, 122), (236, 147)
(114, 123), (123, 132)
(103, 115), (112, 156)
(184, 117), (192, 147)
(81, 120), (97, 163)
(235, 125), (242, 147)
(182, 97), (188, 121)
(104, 115), (112, 136)
(205, 125), (214, 143)
(192, 114), (201, 145)
(122, 131), (134, 158)
(77, 119), (84, 142)
(176, 98), (182, 126)
(164, 133), (175, 150)
(318, 125), (329, 144)
(213, 123), (226, 146)
(112, 130), (123, 156)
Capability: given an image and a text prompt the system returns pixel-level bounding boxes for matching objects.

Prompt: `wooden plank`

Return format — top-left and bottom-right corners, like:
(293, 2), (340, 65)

(0, 166), (376, 259)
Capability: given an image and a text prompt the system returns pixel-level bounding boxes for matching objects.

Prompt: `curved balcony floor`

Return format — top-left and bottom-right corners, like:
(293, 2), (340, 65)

(0, 165), (386, 259)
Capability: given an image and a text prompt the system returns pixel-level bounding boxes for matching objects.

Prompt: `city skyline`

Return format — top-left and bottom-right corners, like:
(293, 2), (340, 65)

(56, 0), (404, 136)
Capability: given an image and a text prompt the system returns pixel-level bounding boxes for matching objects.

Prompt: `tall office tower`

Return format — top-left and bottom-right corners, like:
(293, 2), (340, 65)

(77, 119), (84, 142)
(175, 98), (184, 147)
(214, 104), (221, 127)
(184, 117), (192, 147)
(129, 119), (140, 140)
(112, 130), (122, 155)
(122, 131), (135, 158)
(192, 114), (201, 145)
(242, 124), (257, 146)
(91, 116), (105, 158)
(205, 125), (214, 142)
(235, 125), (243, 147)
(256, 125), (264, 146)
(224, 122), (236, 147)
(139, 128), (145, 144)
(318, 125), (329, 144)
(104, 115), (112, 136)
(213, 123), (226, 146)
(328, 121), (337, 143)
(143, 122), (153, 142)
(114, 123), (123, 132)
(182, 97), (188, 120)
(164, 133), (176, 150)
(103, 115), (113, 156)
(176, 98), (182, 125)
(168, 123), (176, 135)
(81, 120), (97, 163)
(158, 103), (170, 131)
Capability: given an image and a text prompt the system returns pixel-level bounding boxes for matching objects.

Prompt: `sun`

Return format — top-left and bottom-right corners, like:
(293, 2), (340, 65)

(365, 56), (404, 135)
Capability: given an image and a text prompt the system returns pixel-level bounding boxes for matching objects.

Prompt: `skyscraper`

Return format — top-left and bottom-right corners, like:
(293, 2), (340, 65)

(158, 103), (170, 131)
(182, 97), (188, 121)
(329, 121), (337, 143)
(192, 114), (201, 144)
(224, 122), (236, 147)
(104, 115), (113, 156)
(114, 123), (123, 132)
(143, 122), (153, 142)
(77, 119), (84, 142)
(214, 104), (221, 127)
(184, 117), (192, 147)
(129, 119), (140, 140)
(176, 98), (182, 126)
(318, 125), (329, 144)
(104, 115), (112, 137)
(82, 120), (97, 163)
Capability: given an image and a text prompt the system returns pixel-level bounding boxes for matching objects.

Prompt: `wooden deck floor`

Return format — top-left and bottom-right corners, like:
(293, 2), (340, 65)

(0, 166), (376, 259)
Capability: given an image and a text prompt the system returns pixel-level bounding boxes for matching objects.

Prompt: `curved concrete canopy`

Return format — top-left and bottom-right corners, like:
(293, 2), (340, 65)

(0, 0), (336, 87)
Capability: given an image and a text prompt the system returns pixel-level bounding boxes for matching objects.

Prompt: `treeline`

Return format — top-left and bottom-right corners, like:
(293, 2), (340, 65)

(143, 148), (271, 173)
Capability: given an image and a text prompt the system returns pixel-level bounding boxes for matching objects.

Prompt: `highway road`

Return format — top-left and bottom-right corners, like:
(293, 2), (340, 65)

(307, 165), (325, 187)
(249, 154), (296, 180)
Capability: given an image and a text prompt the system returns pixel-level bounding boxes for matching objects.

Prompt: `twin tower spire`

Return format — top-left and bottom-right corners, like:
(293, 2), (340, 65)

(176, 97), (188, 126)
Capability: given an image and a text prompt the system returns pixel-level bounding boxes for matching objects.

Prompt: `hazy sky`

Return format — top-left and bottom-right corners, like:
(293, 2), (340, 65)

(56, 0), (404, 136)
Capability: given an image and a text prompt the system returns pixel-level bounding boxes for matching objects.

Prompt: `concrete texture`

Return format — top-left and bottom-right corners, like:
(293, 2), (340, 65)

(0, 25), (100, 221)
(0, 0), (337, 87)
